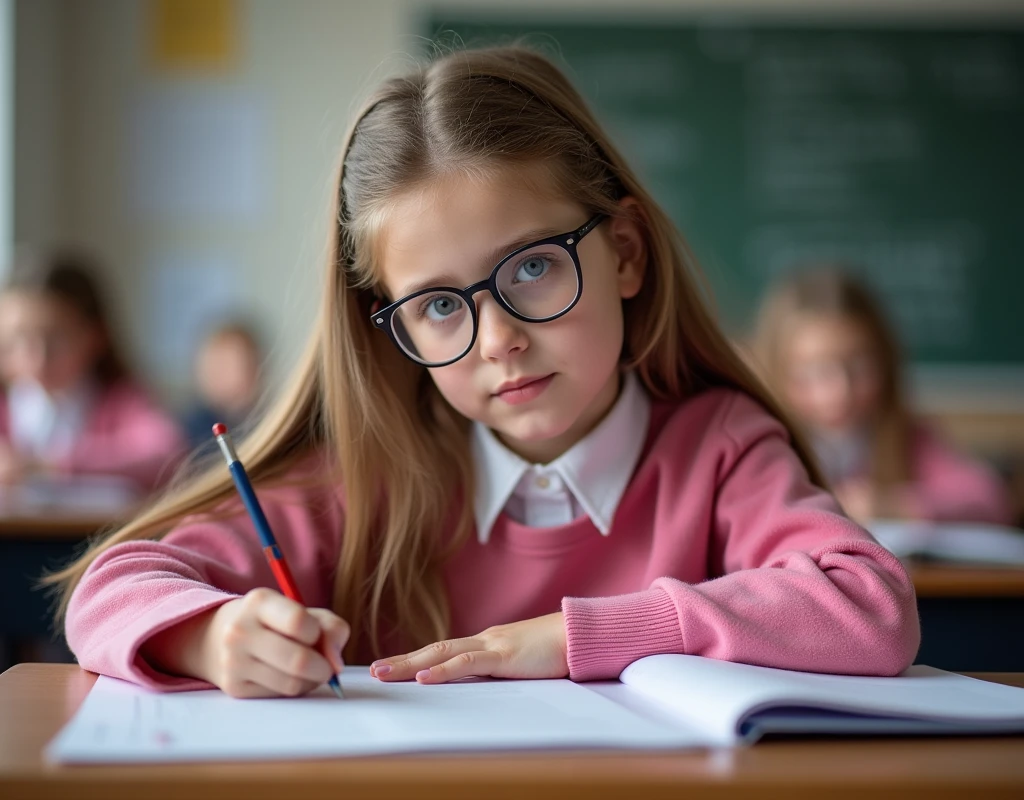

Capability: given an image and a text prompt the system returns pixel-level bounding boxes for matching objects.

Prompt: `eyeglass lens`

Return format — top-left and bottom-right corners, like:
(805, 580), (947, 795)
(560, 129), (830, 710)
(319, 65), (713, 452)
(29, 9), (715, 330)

(390, 242), (578, 365)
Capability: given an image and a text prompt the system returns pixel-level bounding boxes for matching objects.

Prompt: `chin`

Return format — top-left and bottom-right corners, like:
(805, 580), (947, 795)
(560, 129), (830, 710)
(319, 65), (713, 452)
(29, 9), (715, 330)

(496, 411), (574, 444)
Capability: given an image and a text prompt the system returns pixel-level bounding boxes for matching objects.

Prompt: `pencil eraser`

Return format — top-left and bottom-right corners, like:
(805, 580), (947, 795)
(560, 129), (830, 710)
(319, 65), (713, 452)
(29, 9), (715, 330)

(212, 423), (228, 436)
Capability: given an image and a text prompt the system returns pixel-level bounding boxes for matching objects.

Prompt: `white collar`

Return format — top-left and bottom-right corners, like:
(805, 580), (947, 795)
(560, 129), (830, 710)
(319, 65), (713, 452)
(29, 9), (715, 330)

(470, 371), (651, 544)
(8, 379), (95, 459)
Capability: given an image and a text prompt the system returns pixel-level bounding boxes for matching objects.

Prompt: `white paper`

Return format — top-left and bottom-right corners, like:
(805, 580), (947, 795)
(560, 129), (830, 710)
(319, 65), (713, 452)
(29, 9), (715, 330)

(620, 655), (1024, 743)
(46, 668), (696, 764)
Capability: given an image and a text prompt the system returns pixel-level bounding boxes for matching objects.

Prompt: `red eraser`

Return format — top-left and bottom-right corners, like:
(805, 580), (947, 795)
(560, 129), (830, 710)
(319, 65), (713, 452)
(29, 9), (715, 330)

(212, 423), (228, 436)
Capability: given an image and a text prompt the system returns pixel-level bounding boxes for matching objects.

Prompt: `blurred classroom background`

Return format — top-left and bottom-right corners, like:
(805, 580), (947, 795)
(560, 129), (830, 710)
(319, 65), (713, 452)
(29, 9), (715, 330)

(1, 0), (1023, 670)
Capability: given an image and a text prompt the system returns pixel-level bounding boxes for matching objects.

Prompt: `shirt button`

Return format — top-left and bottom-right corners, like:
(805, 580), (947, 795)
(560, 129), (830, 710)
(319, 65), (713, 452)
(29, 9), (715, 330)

(535, 476), (551, 490)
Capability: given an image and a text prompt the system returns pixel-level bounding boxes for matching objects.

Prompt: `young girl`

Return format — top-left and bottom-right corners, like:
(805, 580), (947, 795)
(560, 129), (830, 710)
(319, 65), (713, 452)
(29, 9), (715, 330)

(753, 268), (1012, 526)
(0, 252), (185, 492)
(53, 47), (919, 698)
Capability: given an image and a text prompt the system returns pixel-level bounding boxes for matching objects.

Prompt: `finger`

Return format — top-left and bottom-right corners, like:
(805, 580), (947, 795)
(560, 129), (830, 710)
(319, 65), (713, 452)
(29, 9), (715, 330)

(415, 650), (503, 684)
(306, 609), (350, 673)
(250, 589), (321, 646)
(372, 637), (480, 682)
(247, 626), (334, 684)
(370, 636), (477, 677)
(244, 655), (321, 698)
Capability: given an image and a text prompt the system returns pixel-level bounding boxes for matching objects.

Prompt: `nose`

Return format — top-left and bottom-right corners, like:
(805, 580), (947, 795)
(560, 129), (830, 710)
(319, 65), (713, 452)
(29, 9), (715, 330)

(475, 294), (529, 361)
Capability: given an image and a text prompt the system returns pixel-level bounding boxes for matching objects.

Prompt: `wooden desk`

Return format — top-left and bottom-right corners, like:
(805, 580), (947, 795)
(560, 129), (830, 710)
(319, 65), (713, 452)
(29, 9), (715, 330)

(904, 562), (1024, 672)
(2, 664), (1023, 800)
(908, 563), (1024, 598)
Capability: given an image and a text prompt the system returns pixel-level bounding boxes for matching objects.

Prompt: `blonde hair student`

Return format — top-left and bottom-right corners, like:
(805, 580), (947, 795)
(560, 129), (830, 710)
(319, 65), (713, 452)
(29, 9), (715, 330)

(52, 46), (919, 699)
(753, 267), (1011, 526)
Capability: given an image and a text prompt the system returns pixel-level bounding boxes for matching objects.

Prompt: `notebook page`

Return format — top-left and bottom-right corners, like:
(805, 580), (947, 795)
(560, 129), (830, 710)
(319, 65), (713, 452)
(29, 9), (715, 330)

(619, 655), (1024, 743)
(47, 668), (701, 763)
(869, 520), (1024, 566)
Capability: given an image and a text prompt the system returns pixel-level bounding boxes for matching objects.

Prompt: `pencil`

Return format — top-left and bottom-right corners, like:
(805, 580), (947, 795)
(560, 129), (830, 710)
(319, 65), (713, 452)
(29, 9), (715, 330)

(212, 422), (345, 699)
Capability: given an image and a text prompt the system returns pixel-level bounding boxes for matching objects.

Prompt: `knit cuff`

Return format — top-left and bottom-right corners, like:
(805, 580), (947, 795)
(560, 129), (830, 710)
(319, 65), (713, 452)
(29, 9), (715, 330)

(562, 588), (684, 682)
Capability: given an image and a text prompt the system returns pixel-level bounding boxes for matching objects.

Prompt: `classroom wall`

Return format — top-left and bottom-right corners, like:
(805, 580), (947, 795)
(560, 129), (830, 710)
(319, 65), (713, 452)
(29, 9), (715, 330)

(12, 0), (1024, 409)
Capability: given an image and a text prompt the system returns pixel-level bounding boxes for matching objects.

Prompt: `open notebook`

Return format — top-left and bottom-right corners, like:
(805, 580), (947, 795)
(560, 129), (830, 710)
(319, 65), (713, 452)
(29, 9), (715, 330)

(47, 655), (1024, 763)
(868, 520), (1024, 567)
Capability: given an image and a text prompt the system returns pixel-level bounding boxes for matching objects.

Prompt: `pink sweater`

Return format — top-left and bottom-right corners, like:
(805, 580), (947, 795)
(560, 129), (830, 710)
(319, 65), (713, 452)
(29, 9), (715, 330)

(897, 426), (1013, 525)
(0, 381), (186, 491)
(65, 389), (920, 690)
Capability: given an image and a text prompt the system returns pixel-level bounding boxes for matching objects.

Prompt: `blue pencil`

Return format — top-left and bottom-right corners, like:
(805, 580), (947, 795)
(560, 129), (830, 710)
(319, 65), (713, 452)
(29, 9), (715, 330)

(212, 423), (344, 699)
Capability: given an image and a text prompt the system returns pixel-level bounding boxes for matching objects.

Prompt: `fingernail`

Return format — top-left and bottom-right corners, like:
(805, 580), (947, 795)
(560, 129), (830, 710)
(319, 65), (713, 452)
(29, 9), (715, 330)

(375, 664), (391, 677)
(416, 669), (430, 681)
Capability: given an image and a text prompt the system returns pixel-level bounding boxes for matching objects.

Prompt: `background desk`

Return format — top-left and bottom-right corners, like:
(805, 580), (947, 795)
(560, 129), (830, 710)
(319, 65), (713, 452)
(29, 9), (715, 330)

(908, 563), (1024, 672)
(2, 664), (1023, 800)
(0, 503), (127, 643)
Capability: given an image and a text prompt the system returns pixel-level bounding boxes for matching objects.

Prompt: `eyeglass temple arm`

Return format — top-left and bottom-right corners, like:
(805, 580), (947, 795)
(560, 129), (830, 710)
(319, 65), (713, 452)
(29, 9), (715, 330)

(576, 214), (606, 238)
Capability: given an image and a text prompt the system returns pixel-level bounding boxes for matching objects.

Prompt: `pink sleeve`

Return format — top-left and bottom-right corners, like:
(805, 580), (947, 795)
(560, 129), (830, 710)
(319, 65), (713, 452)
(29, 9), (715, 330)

(65, 476), (344, 691)
(896, 427), (1013, 525)
(58, 384), (186, 490)
(563, 395), (920, 681)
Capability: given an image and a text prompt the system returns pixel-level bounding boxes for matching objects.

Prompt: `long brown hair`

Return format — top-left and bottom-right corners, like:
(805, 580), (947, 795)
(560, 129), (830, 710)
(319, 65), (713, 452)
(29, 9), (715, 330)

(753, 267), (913, 487)
(3, 249), (129, 386)
(48, 45), (824, 661)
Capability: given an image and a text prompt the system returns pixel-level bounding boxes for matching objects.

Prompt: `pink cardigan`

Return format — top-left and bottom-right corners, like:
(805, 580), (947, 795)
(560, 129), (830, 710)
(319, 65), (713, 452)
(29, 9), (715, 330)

(65, 389), (920, 690)
(897, 426), (1013, 524)
(0, 381), (186, 491)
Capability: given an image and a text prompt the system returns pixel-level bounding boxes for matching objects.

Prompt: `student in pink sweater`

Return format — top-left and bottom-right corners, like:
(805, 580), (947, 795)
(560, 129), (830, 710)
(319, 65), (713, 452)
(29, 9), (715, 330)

(753, 268), (1012, 526)
(0, 251), (185, 492)
(53, 46), (919, 699)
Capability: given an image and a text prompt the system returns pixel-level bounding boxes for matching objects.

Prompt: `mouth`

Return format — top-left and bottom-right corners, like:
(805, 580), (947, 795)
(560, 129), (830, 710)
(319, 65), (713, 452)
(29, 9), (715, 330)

(492, 374), (555, 405)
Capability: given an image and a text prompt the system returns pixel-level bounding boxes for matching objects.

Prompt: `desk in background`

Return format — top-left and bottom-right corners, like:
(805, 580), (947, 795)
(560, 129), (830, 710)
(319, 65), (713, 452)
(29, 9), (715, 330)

(2, 664), (1023, 800)
(909, 563), (1024, 672)
(0, 486), (133, 648)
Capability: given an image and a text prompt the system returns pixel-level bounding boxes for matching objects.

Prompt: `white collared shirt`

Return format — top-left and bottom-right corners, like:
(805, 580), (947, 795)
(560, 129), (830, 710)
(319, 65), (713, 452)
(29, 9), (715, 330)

(471, 371), (651, 544)
(8, 379), (94, 461)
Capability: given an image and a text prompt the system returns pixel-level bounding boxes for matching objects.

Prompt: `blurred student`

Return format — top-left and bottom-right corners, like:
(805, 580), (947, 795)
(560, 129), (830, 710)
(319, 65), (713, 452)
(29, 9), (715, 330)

(0, 251), (185, 492)
(753, 267), (1012, 525)
(181, 322), (263, 449)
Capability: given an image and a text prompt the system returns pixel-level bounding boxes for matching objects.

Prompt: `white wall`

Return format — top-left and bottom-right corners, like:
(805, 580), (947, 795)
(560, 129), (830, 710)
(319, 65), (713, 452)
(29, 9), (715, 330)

(13, 0), (1024, 407)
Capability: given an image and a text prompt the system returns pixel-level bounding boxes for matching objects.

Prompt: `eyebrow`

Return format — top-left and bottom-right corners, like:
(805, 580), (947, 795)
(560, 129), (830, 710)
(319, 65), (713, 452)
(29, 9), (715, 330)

(396, 226), (562, 298)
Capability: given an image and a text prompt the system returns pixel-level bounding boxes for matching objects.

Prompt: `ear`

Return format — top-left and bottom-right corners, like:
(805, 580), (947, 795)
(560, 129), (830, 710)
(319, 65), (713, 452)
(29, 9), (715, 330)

(606, 196), (647, 300)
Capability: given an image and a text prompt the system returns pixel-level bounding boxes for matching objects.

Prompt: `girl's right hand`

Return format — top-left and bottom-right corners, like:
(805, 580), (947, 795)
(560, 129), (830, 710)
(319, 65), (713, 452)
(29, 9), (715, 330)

(144, 587), (350, 698)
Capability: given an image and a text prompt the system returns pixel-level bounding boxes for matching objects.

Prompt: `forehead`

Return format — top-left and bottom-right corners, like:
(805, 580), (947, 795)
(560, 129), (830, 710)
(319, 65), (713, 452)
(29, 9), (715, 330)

(0, 290), (53, 324)
(784, 313), (876, 360)
(375, 165), (586, 297)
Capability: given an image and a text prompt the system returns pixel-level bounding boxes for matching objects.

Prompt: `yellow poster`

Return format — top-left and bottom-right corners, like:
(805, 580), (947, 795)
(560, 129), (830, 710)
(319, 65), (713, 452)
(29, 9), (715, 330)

(151, 0), (237, 71)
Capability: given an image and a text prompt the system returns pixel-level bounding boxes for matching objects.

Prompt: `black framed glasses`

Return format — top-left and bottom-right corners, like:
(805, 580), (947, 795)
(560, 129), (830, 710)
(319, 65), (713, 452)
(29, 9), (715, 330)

(370, 214), (606, 367)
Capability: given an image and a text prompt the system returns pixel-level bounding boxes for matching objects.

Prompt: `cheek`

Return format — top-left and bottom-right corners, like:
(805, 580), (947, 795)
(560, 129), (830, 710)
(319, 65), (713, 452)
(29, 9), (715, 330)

(785, 375), (832, 420)
(853, 375), (883, 415)
(427, 362), (480, 416)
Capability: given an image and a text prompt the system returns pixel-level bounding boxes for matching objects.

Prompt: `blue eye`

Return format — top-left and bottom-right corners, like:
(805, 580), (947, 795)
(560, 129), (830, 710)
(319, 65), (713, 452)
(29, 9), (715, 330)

(513, 255), (551, 283)
(420, 294), (463, 321)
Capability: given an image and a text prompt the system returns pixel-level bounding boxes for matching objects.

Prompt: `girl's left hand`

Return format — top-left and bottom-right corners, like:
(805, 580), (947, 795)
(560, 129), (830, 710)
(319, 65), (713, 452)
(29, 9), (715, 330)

(371, 612), (568, 684)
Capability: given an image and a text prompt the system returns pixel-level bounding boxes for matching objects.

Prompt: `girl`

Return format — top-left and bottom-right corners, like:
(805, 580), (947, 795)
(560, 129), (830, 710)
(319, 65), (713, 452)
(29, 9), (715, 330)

(52, 46), (919, 698)
(753, 268), (1012, 526)
(0, 252), (185, 492)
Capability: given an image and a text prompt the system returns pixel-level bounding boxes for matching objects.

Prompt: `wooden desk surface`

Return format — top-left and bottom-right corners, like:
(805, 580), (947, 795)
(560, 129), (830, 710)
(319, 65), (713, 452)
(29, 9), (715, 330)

(0, 513), (116, 539)
(906, 563), (1024, 598)
(2, 664), (1023, 800)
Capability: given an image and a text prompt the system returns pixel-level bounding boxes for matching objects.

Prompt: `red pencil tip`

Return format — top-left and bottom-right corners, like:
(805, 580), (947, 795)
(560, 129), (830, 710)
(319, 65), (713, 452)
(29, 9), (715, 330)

(212, 423), (228, 436)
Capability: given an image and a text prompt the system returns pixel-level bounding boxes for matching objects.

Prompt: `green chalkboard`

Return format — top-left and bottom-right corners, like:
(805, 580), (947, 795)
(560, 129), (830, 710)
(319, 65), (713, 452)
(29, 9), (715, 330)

(424, 16), (1024, 365)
